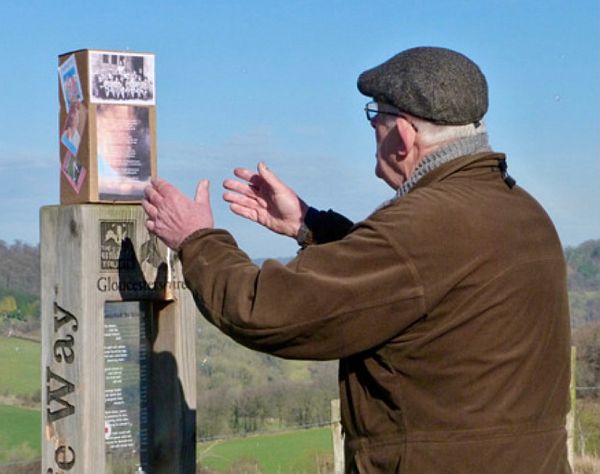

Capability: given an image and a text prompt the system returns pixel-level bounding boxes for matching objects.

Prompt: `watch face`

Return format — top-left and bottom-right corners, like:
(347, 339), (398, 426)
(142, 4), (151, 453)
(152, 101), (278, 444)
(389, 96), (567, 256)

(296, 223), (312, 245)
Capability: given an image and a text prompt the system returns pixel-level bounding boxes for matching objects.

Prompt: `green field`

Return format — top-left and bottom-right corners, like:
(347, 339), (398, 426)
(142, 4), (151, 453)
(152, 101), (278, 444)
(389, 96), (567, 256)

(198, 427), (333, 474)
(0, 337), (41, 397)
(0, 405), (40, 462)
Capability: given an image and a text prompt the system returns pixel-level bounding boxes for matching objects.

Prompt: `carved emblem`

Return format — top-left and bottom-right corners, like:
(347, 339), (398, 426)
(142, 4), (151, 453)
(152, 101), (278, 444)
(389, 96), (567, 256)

(100, 221), (135, 272)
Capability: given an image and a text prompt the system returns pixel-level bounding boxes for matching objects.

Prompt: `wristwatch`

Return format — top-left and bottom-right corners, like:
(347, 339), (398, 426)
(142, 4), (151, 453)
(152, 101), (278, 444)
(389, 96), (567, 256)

(295, 207), (318, 247)
(296, 222), (314, 247)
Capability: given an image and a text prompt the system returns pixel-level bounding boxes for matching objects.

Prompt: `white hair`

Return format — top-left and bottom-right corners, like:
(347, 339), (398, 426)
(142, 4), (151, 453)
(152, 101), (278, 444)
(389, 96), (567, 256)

(411, 117), (487, 147)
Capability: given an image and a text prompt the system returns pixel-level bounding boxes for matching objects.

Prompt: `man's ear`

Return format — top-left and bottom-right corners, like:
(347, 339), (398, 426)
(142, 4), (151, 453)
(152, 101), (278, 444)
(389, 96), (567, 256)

(394, 117), (417, 157)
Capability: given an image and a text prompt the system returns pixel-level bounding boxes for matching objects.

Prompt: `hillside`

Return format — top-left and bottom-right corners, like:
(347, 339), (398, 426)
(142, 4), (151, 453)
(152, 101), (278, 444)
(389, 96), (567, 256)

(566, 240), (600, 328)
(195, 319), (338, 438)
(0, 241), (39, 298)
(1, 238), (597, 332)
(0, 238), (598, 440)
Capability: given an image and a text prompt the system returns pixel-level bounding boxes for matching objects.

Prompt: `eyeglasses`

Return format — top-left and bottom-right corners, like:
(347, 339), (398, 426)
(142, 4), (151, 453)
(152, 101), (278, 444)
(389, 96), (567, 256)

(364, 101), (419, 132)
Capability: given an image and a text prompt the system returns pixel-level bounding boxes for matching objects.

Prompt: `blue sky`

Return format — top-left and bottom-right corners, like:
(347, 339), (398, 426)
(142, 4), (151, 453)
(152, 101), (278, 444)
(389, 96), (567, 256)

(0, 0), (598, 258)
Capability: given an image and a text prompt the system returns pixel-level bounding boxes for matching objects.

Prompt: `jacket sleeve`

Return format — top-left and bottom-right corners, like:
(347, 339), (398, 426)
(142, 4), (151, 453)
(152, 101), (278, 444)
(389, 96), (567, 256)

(179, 219), (426, 360)
(306, 209), (354, 244)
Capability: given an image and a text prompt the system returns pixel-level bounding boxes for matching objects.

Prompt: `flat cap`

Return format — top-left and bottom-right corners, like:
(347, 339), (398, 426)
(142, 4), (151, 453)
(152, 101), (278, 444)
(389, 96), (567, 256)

(357, 47), (488, 125)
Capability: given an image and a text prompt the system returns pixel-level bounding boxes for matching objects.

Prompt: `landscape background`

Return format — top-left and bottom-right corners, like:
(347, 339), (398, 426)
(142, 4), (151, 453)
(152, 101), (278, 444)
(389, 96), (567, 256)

(0, 238), (599, 473)
(0, 1), (598, 472)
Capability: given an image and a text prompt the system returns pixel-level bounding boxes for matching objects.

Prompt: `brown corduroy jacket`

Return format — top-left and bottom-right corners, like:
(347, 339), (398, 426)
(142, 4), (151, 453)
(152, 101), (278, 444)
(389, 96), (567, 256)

(180, 152), (571, 474)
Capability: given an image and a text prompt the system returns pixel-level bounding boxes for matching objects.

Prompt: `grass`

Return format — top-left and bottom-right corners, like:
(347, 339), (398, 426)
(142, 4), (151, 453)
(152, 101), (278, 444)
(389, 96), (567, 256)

(0, 405), (40, 462)
(576, 398), (600, 456)
(0, 337), (41, 397)
(197, 427), (333, 474)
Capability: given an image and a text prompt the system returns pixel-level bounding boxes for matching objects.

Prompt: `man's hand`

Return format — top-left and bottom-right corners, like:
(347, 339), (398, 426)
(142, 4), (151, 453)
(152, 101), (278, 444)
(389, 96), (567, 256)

(143, 177), (214, 250)
(223, 162), (308, 238)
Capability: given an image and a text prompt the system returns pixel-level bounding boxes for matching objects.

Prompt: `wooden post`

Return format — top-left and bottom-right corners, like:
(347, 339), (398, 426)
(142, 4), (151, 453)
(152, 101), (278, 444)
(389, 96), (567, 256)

(41, 205), (196, 474)
(331, 398), (344, 474)
(567, 345), (576, 469)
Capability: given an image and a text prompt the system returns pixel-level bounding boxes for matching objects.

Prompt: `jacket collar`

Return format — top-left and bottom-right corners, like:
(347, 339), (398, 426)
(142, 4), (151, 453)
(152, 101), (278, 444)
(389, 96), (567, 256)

(411, 151), (509, 192)
(376, 151), (512, 213)
(395, 133), (491, 198)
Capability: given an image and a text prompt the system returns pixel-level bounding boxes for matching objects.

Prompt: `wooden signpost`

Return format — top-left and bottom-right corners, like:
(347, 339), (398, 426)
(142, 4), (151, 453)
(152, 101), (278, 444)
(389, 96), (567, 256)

(41, 51), (196, 474)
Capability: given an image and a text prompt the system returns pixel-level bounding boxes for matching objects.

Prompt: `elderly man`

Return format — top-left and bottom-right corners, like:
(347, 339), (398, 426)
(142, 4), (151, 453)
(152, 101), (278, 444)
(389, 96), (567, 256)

(143, 47), (571, 473)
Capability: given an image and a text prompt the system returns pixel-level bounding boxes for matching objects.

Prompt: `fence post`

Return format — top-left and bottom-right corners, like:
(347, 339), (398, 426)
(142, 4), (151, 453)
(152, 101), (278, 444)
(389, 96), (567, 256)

(567, 345), (576, 468)
(331, 399), (344, 474)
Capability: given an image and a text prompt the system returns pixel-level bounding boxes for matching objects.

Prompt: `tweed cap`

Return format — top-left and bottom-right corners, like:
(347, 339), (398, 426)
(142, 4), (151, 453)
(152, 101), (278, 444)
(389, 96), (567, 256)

(357, 47), (488, 125)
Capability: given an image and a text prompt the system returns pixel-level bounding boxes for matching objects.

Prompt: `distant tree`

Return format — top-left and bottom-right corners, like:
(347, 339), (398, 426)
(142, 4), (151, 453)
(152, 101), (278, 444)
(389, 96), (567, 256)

(566, 239), (600, 327)
(0, 240), (40, 297)
(573, 322), (600, 395)
(565, 240), (600, 292)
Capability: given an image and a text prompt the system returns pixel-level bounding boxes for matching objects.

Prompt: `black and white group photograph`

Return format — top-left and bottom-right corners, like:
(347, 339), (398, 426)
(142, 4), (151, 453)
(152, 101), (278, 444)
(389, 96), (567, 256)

(89, 51), (155, 106)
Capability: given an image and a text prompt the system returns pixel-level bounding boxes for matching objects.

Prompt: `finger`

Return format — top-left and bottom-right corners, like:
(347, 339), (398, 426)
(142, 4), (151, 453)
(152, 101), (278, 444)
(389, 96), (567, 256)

(233, 167), (258, 182)
(224, 178), (268, 208)
(195, 179), (210, 205)
(144, 183), (154, 199)
(146, 219), (156, 232)
(141, 199), (158, 219)
(144, 184), (163, 205)
(150, 176), (164, 189)
(223, 191), (261, 210)
(223, 178), (257, 197)
(230, 203), (259, 222)
(257, 162), (284, 189)
(151, 176), (174, 196)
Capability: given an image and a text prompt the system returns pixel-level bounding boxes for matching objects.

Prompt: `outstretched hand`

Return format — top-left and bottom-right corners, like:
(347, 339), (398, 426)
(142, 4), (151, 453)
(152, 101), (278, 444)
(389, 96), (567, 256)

(143, 177), (214, 250)
(223, 162), (307, 238)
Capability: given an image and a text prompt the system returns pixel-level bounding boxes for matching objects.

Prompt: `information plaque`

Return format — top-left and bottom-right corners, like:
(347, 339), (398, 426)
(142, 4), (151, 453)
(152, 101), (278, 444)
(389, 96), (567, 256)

(104, 301), (152, 473)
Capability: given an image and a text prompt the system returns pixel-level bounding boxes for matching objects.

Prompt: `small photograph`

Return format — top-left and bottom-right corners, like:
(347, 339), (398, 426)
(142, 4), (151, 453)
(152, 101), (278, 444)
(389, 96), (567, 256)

(90, 51), (155, 106)
(61, 152), (87, 193)
(58, 54), (84, 112)
(60, 101), (87, 156)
